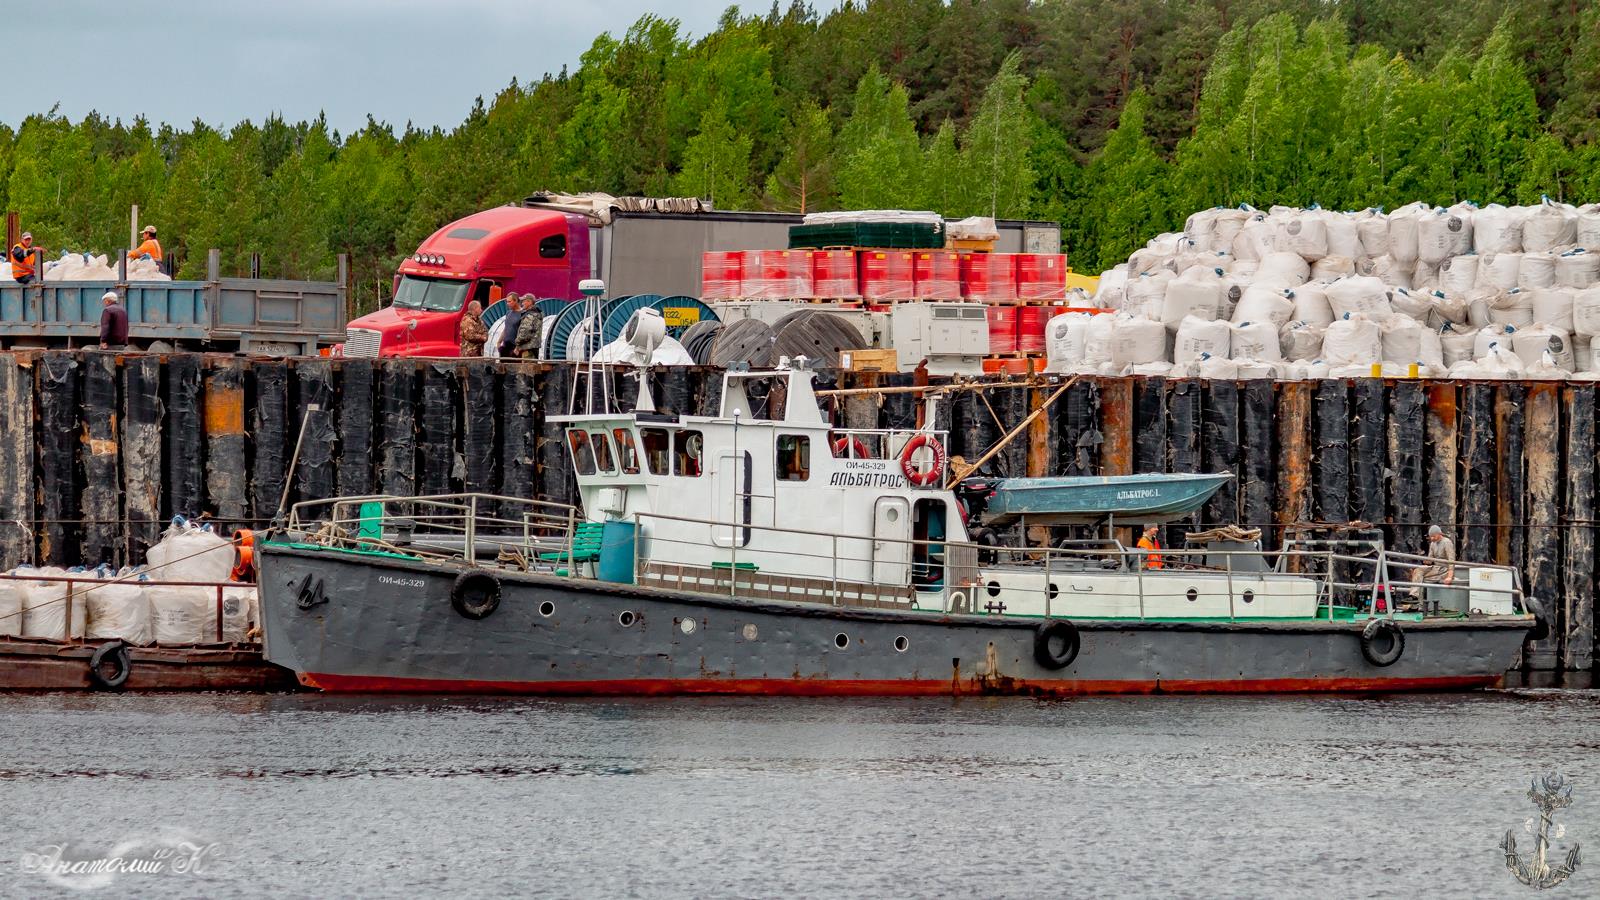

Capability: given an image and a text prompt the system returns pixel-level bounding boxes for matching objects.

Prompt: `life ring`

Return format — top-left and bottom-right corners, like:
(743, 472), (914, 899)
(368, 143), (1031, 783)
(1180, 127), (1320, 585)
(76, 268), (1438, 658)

(88, 640), (131, 690)
(1033, 619), (1080, 670)
(1360, 618), (1405, 667)
(899, 433), (946, 487)
(451, 570), (501, 620)
(832, 435), (871, 459)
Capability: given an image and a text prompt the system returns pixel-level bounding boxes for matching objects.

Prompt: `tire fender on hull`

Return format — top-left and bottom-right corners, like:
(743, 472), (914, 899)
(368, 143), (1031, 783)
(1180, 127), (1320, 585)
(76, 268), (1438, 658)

(451, 570), (502, 620)
(1360, 618), (1405, 667)
(1033, 619), (1080, 670)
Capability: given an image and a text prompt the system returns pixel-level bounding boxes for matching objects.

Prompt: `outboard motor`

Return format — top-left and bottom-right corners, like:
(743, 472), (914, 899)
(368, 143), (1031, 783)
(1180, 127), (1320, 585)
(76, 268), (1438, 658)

(953, 477), (999, 524)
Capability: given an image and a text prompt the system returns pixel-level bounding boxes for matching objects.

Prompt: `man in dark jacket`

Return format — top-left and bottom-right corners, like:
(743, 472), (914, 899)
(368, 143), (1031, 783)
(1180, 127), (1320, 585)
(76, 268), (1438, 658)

(99, 290), (129, 350)
(498, 292), (522, 357)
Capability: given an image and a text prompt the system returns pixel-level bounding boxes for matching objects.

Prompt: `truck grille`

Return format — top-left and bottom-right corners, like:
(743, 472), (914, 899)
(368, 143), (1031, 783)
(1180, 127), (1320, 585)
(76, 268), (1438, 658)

(344, 327), (381, 357)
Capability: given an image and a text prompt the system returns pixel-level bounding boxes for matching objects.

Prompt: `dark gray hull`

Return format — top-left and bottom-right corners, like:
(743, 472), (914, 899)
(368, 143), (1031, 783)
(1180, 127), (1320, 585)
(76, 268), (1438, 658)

(258, 544), (1531, 695)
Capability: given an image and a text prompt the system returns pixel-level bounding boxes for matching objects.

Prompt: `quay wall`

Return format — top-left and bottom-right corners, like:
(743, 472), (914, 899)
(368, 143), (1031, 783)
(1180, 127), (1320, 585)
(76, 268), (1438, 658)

(0, 351), (1590, 673)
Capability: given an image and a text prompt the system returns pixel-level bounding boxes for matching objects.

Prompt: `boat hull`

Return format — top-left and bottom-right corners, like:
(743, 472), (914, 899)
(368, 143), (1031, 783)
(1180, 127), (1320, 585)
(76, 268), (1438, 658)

(259, 545), (1530, 696)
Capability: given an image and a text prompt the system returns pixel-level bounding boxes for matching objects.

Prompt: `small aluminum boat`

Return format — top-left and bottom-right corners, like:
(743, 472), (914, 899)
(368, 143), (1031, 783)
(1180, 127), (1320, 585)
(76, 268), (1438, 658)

(983, 473), (1233, 525)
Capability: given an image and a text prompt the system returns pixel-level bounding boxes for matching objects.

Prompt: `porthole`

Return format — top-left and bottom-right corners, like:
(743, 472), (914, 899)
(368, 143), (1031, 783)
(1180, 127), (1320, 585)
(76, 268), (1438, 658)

(986, 581), (1002, 598)
(834, 632), (850, 649)
(742, 623), (758, 640)
(617, 610), (637, 627)
(893, 635), (909, 652)
(538, 600), (556, 617)
(1185, 588), (1198, 602)
(1047, 583), (1060, 601)
(680, 618), (697, 634)
(1241, 590), (1255, 605)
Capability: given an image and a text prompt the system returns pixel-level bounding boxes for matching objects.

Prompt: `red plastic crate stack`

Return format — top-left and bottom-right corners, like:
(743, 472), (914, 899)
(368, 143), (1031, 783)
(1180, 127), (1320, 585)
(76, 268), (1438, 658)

(809, 250), (860, 299)
(986, 304), (1018, 354)
(701, 251), (746, 299)
(913, 250), (961, 299)
(859, 250), (915, 300)
(747, 250), (813, 299)
(961, 252), (1018, 301)
(1016, 304), (1052, 353)
(1015, 253), (1069, 301)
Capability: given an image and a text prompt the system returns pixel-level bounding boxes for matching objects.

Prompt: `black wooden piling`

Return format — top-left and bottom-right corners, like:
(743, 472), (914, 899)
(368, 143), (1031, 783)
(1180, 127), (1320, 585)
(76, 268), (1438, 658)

(1562, 384), (1595, 671)
(0, 355), (34, 569)
(164, 353), (204, 520)
(1460, 382), (1495, 564)
(336, 359), (374, 498)
(462, 362), (498, 497)
(1133, 377), (1166, 474)
(1201, 380), (1239, 526)
(1239, 379), (1274, 532)
(122, 354), (162, 561)
(1349, 379), (1385, 528)
(294, 359), (336, 508)
(500, 364), (537, 506)
(36, 353), (80, 565)
(251, 360), (289, 522)
(419, 364), (457, 497)
(1387, 379), (1425, 555)
(1312, 379), (1349, 523)
(377, 361), (416, 500)
(1525, 383), (1561, 668)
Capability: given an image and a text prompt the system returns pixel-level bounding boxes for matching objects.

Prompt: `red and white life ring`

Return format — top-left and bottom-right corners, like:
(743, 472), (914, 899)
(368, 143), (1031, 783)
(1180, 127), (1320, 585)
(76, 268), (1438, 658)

(832, 435), (872, 459)
(899, 434), (946, 487)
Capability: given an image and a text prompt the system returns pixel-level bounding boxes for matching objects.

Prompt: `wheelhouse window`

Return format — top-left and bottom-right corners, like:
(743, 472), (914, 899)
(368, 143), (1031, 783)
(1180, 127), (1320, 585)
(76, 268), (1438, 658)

(777, 434), (810, 481)
(589, 431), (617, 474)
(641, 428), (670, 475)
(613, 428), (640, 474)
(567, 429), (596, 476)
(674, 430), (704, 477)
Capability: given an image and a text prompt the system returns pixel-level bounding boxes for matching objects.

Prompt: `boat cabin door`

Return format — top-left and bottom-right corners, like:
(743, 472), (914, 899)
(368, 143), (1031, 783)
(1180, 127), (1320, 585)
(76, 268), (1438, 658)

(713, 451), (753, 547)
(872, 497), (911, 584)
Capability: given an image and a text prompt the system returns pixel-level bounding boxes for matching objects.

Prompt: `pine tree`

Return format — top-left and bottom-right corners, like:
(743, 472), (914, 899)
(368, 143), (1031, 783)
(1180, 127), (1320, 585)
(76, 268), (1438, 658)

(764, 101), (835, 212)
(834, 66), (924, 209)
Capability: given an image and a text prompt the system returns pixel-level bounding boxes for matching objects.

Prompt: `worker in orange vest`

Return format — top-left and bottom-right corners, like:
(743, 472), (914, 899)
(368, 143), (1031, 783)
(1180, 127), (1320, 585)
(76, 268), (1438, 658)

(128, 225), (163, 262)
(1136, 524), (1164, 569)
(9, 232), (39, 284)
(230, 529), (256, 582)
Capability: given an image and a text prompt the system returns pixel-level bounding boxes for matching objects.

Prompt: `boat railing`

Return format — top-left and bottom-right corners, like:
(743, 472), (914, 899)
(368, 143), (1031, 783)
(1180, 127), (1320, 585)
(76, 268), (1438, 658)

(627, 511), (1528, 621)
(285, 493), (581, 568)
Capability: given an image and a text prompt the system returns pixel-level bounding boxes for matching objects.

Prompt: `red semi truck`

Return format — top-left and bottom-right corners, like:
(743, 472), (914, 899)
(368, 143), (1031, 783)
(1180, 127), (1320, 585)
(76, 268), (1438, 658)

(340, 194), (1062, 358)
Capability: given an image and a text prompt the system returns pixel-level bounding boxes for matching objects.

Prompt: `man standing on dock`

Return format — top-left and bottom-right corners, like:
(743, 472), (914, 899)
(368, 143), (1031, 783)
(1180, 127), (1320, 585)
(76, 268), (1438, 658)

(498, 293), (523, 358)
(99, 291), (129, 350)
(514, 295), (543, 359)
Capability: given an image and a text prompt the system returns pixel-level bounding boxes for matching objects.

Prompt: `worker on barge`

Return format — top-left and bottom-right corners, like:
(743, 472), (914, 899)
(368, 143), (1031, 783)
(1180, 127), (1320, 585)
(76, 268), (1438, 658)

(1137, 524), (1164, 569)
(9, 232), (38, 284)
(128, 225), (163, 262)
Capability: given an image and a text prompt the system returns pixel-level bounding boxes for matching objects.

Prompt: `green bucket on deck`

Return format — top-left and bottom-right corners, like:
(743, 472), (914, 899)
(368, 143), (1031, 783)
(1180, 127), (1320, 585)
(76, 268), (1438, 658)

(596, 520), (637, 584)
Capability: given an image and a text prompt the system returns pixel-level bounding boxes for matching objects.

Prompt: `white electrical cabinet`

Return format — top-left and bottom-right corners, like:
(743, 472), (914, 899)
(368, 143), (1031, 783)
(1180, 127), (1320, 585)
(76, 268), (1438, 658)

(888, 303), (988, 376)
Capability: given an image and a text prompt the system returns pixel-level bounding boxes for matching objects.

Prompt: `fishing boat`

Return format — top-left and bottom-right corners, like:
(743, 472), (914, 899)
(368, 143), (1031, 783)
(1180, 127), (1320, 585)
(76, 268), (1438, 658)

(256, 334), (1541, 695)
(979, 472), (1233, 526)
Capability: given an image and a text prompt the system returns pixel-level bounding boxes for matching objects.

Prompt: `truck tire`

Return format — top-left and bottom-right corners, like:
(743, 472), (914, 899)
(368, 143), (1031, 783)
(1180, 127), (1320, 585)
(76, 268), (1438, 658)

(88, 640), (132, 690)
(451, 570), (501, 620)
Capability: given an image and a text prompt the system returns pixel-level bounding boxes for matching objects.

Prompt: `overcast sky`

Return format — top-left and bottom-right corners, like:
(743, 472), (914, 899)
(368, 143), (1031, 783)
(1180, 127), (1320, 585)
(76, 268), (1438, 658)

(8, 1), (840, 134)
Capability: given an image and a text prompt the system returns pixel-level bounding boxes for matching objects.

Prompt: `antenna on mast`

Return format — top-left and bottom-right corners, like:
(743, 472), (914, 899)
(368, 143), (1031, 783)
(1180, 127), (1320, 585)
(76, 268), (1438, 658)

(572, 278), (609, 415)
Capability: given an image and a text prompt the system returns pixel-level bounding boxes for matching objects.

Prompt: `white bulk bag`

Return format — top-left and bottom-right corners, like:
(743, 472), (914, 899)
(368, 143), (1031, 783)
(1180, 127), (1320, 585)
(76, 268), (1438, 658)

(1380, 316), (1444, 369)
(1519, 251), (1557, 289)
(1082, 312), (1117, 366)
(1439, 324), (1476, 367)
(1424, 292), (1469, 329)
(1322, 314), (1383, 365)
(0, 570), (27, 637)
(85, 572), (154, 645)
(1290, 283), (1334, 327)
(1473, 203), (1524, 254)
(1212, 209), (1252, 251)
(1184, 208), (1222, 251)
(1389, 209), (1422, 263)
(1324, 276), (1392, 320)
(1044, 313), (1092, 373)
(1161, 266), (1226, 328)
(1488, 289), (1535, 326)
(1525, 350), (1572, 379)
(1233, 359), (1280, 379)
(222, 586), (257, 643)
(1531, 288), (1575, 333)
(1576, 334), (1593, 372)
(1310, 255), (1355, 280)
(1094, 265), (1128, 309)
(1174, 316), (1231, 364)
(1126, 362), (1175, 377)
(1555, 249), (1600, 289)
(1356, 209), (1391, 257)
(1276, 210), (1329, 260)
(1412, 259), (1439, 289)
(1388, 287), (1432, 320)
(148, 584), (216, 645)
(1359, 255), (1412, 289)
(1255, 251), (1311, 289)
(1326, 214), (1362, 259)
(145, 520), (234, 583)
(1511, 325), (1575, 371)
(1232, 215), (1274, 262)
(19, 567), (87, 640)
(1438, 254), (1479, 294)
(1478, 252), (1522, 290)
(1523, 199), (1576, 252)
(1196, 354), (1239, 380)
(1230, 320), (1283, 362)
(1419, 210), (1472, 264)
(1280, 320), (1325, 361)
(1109, 316), (1168, 366)
(1577, 205), (1600, 251)
(1573, 286), (1600, 337)
(1474, 325), (1519, 359)
(1465, 287), (1499, 328)
(1124, 271), (1173, 319)
(1231, 286), (1295, 327)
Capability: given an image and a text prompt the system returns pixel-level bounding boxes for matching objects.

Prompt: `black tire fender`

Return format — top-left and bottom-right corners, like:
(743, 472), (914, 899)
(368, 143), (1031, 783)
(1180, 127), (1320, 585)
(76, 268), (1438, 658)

(88, 640), (131, 690)
(1360, 618), (1405, 667)
(1033, 619), (1080, 670)
(450, 570), (501, 620)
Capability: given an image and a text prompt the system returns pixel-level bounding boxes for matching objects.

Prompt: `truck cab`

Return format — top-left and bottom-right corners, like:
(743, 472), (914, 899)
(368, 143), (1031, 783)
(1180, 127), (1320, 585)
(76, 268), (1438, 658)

(343, 206), (589, 357)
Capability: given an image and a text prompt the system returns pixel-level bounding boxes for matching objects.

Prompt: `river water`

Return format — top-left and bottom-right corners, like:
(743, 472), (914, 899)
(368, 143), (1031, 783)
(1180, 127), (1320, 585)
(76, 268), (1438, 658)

(2, 690), (1597, 898)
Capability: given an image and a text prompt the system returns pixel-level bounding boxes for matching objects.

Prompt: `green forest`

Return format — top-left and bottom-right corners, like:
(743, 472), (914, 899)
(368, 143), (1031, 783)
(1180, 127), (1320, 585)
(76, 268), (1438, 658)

(2, 0), (1597, 313)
